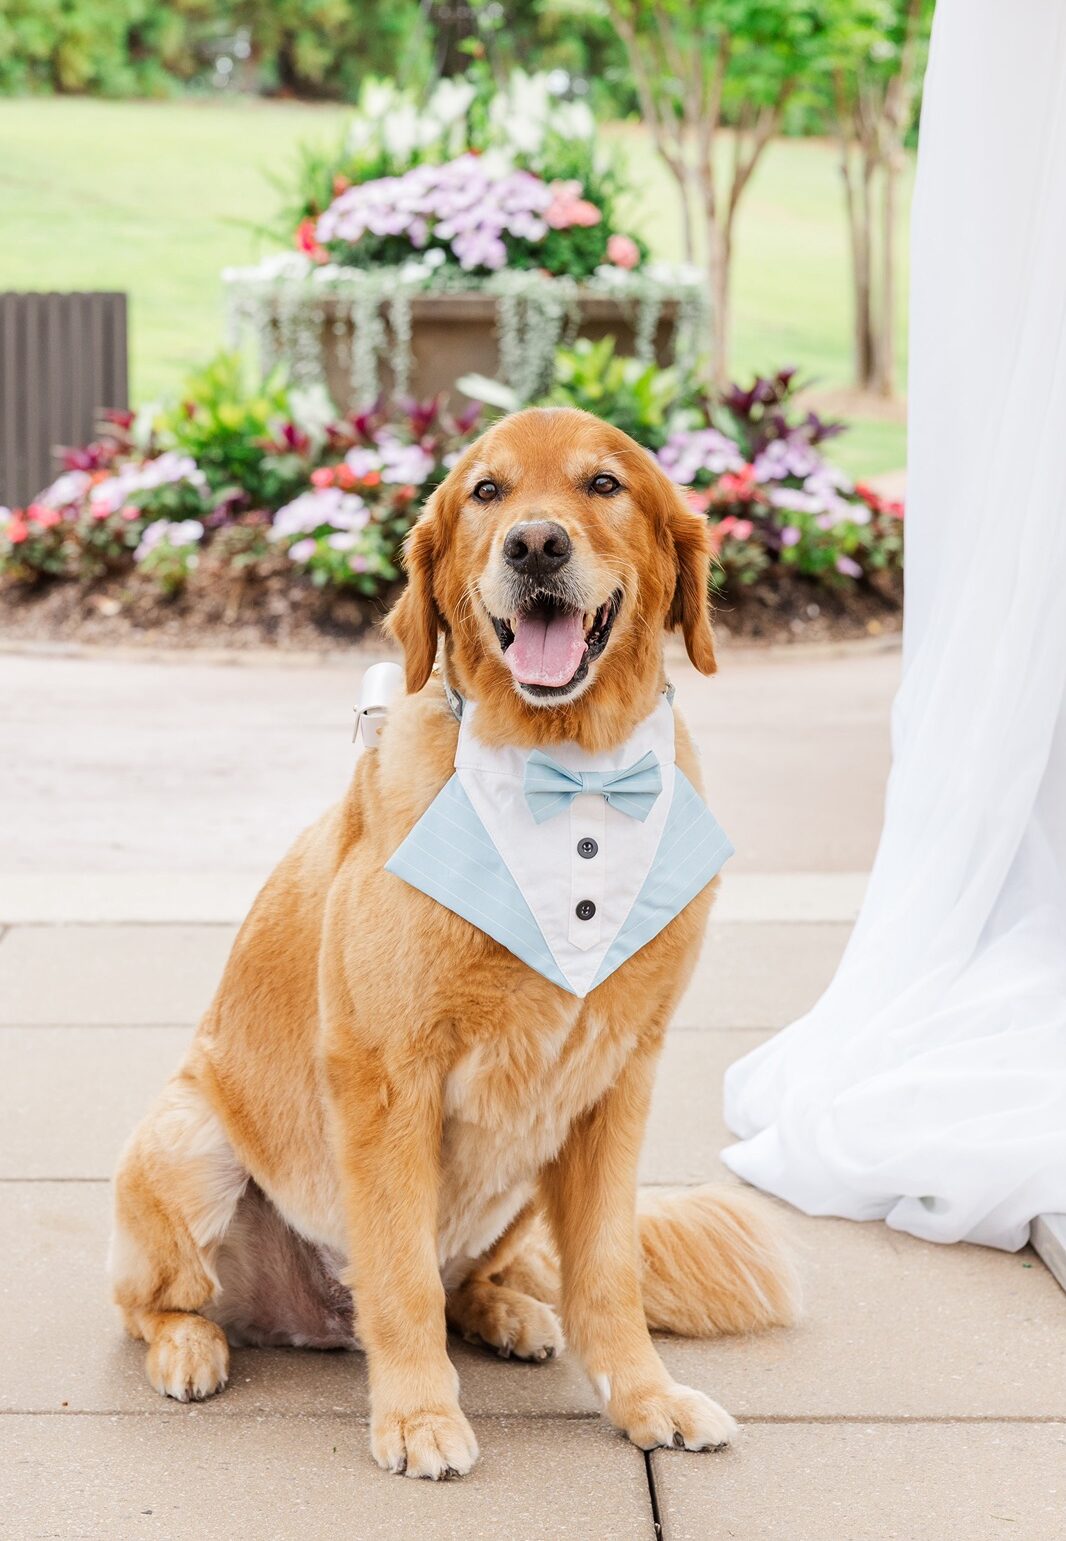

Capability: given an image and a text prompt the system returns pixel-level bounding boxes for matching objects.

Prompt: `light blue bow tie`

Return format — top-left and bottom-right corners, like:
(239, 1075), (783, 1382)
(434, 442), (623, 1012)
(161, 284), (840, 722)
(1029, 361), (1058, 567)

(523, 748), (662, 824)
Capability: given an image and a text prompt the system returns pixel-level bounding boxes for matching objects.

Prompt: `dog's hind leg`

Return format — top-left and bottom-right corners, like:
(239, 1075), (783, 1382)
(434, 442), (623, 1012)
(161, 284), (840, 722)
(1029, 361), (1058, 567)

(110, 1070), (248, 1402)
(447, 1203), (564, 1362)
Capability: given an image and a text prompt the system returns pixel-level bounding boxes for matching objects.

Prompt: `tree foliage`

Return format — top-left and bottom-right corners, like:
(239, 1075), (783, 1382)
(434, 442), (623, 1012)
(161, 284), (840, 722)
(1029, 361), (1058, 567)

(607, 0), (852, 384)
(0, 0), (431, 98)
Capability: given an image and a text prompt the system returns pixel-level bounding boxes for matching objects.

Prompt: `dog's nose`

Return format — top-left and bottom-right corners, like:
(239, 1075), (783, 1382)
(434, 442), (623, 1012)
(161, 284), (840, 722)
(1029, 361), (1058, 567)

(502, 521), (572, 578)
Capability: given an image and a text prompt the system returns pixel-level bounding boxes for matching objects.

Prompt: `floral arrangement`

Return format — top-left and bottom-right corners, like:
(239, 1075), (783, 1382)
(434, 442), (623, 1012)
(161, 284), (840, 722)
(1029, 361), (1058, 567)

(224, 68), (702, 410)
(288, 70), (639, 281)
(540, 349), (904, 593)
(311, 154), (642, 280)
(0, 353), (901, 628)
(0, 358), (482, 599)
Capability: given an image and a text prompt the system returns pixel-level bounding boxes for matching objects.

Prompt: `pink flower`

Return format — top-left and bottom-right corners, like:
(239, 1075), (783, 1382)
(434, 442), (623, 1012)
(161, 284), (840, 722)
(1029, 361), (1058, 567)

(716, 515), (754, 542)
(310, 467), (336, 489)
(545, 180), (602, 230)
(607, 233), (640, 270)
(6, 515), (29, 545)
(27, 504), (61, 529)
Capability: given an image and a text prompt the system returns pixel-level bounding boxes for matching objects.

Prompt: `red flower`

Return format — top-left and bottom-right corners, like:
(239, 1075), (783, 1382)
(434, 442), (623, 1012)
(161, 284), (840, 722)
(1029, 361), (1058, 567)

(27, 503), (61, 529)
(310, 466), (336, 488)
(360, 469), (382, 488)
(296, 218), (328, 265)
(332, 174), (351, 197)
(6, 515), (29, 545)
(854, 481), (885, 513)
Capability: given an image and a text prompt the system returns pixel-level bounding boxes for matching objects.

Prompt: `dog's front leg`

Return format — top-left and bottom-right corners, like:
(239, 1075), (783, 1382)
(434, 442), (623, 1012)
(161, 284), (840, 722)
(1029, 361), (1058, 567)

(541, 1042), (737, 1453)
(324, 1042), (477, 1480)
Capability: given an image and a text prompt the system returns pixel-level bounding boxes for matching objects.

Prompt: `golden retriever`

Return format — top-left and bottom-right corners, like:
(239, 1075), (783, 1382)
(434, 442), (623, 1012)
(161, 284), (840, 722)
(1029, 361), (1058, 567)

(111, 406), (797, 1479)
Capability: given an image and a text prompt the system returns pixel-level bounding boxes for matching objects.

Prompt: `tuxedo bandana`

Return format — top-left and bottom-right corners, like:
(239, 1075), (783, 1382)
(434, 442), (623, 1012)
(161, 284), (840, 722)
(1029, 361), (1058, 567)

(386, 695), (733, 998)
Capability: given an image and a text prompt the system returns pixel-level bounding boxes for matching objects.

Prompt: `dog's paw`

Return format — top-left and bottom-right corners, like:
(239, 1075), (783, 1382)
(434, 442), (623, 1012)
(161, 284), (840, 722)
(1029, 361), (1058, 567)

(609, 1381), (737, 1453)
(146, 1316), (229, 1403)
(458, 1285), (564, 1362)
(371, 1405), (479, 1480)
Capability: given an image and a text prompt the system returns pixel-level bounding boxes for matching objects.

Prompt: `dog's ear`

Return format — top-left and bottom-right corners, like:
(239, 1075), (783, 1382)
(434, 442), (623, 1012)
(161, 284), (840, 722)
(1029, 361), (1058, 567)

(385, 500), (441, 693)
(667, 491), (717, 676)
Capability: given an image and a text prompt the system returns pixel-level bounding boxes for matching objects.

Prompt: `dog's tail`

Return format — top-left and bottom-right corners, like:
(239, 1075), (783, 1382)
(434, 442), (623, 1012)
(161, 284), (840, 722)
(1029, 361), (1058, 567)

(636, 1185), (800, 1336)
(508, 1186), (799, 1338)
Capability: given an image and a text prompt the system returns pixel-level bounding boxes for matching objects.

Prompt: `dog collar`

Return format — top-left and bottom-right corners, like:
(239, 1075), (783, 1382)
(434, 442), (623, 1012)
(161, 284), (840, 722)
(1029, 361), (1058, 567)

(386, 693), (732, 997)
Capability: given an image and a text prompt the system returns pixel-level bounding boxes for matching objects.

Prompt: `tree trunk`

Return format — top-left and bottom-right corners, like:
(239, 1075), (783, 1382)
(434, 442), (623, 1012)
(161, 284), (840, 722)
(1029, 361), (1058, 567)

(841, 145), (875, 390)
(706, 216), (731, 389)
(860, 155), (879, 390)
(876, 155), (900, 398)
(679, 166), (697, 267)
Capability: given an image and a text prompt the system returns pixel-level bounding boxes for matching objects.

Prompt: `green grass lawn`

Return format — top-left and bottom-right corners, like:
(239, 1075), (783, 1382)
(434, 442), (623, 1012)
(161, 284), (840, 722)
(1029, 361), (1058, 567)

(0, 97), (908, 474)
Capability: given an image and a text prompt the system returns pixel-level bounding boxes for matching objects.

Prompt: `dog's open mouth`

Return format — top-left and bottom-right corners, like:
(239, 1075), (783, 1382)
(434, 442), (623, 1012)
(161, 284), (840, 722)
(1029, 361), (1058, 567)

(491, 590), (622, 696)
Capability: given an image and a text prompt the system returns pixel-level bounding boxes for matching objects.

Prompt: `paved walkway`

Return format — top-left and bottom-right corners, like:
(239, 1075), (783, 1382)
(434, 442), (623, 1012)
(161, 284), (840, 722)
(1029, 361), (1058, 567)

(1, 641), (1063, 1539)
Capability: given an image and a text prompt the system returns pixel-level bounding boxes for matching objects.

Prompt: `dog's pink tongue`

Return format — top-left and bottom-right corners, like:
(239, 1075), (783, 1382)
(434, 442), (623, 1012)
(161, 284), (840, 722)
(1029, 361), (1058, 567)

(507, 609), (586, 687)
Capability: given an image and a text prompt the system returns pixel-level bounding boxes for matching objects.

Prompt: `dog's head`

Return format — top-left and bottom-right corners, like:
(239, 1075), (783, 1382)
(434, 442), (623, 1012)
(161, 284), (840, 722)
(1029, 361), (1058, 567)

(386, 407), (716, 747)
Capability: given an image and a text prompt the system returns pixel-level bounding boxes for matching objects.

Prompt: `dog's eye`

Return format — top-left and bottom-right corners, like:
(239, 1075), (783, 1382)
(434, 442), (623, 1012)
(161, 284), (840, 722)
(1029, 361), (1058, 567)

(590, 473), (621, 496)
(472, 480), (499, 504)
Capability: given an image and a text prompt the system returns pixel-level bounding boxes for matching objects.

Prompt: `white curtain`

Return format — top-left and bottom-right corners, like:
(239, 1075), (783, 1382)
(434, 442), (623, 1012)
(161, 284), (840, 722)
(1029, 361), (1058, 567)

(722, 0), (1066, 1252)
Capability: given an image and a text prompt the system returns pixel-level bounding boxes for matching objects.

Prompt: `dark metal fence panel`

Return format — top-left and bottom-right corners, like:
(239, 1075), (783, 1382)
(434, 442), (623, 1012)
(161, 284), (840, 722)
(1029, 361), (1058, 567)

(0, 292), (128, 508)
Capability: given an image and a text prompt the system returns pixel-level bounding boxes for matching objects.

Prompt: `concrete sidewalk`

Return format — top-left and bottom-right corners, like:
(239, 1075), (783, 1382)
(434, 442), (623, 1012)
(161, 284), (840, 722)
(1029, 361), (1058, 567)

(1, 641), (1063, 1540)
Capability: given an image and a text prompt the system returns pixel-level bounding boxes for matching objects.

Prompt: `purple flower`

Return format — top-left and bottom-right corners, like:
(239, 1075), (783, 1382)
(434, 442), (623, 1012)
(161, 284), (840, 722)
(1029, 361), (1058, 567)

(314, 153), (557, 272)
(377, 435), (436, 484)
(753, 434), (824, 483)
(836, 555), (862, 579)
(271, 487), (369, 540)
(780, 526), (801, 547)
(344, 447), (383, 479)
(657, 429), (744, 484)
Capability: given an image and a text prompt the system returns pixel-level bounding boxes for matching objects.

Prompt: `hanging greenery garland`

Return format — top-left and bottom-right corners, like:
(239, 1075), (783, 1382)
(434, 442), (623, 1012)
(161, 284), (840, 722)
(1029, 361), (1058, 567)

(221, 256), (706, 409)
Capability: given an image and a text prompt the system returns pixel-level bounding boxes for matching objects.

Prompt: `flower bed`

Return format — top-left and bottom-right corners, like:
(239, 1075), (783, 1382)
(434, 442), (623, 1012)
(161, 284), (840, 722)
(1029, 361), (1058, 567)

(225, 69), (703, 408)
(0, 353), (903, 650)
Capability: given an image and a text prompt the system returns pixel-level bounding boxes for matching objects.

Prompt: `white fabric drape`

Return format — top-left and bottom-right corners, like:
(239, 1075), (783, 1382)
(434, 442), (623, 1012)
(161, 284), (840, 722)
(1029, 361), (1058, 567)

(722, 0), (1066, 1251)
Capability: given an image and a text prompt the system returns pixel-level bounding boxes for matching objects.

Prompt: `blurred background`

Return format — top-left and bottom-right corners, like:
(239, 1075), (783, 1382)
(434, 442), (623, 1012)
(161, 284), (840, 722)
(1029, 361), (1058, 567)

(0, 3), (924, 649)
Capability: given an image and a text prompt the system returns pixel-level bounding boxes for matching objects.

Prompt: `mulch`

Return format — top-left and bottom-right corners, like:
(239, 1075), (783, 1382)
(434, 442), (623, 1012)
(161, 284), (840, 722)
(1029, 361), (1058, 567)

(0, 567), (902, 653)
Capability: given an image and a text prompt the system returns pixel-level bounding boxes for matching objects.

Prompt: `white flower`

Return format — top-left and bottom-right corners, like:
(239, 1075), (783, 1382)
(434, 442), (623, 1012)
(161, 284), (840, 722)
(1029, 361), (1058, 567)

(36, 469), (91, 508)
(383, 104), (423, 162)
(553, 101), (595, 142)
(271, 487), (369, 540)
(88, 453), (205, 517)
(288, 383), (338, 446)
(427, 76), (475, 127)
(134, 518), (203, 561)
(223, 251), (312, 284)
(360, 79), (401, 123)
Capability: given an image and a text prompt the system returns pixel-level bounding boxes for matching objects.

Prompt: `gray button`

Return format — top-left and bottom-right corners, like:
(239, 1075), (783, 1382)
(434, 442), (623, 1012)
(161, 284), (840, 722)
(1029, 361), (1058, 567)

(577, 838), (598, 859)
(575, 899), (596, 921)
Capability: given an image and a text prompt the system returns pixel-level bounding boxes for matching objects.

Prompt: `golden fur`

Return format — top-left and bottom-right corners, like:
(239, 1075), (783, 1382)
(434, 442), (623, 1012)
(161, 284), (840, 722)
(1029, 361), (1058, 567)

(111, 407), (798, 1479)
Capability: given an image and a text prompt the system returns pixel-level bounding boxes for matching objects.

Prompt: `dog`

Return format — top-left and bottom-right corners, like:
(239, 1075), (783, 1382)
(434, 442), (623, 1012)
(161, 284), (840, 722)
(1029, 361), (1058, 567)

(111, 406), (798, 1479)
